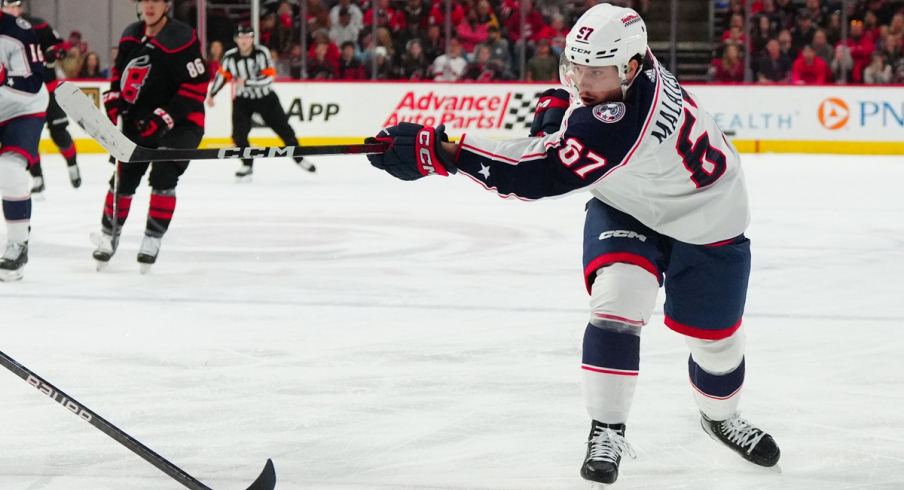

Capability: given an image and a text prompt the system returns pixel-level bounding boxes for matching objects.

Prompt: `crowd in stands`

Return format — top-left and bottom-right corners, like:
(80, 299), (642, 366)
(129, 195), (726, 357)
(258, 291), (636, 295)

(48, 30), (110, 80)
(710, 0), (904, 84)
(197, 0), (649, 81)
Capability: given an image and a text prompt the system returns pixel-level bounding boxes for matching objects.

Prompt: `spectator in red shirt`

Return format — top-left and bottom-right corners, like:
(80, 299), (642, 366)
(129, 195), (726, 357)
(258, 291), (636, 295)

(721, 14), (745, 43)
(308, 42), (339, 79)
(537, 13), (569, 56)
(207, 40), (224, 76)
(863, 10), (882, 44)
(338, 41), (367, 80)
(723, 25), (747, 50)
(308, 30), (341, 64)
(505, 0), (546, 44)
(792, 44), (828, 84)
(457, 8), (489, 55)
(364, 0), (403, 33)
(429, 0), (465, 28)
(709, 42), (745, 82)
(838, 20), (876, 82)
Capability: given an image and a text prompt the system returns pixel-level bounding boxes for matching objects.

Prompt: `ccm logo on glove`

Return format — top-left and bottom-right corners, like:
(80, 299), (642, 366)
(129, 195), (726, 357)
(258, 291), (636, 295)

(416, 129), (446, 176)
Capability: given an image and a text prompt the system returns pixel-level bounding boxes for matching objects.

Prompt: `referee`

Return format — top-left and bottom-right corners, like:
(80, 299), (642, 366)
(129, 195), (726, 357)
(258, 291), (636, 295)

(208, 25), (315, 181)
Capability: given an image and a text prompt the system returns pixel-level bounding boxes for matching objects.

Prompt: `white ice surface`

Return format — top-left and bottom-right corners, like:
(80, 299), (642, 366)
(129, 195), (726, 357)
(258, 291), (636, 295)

(1, 153), (902, 490)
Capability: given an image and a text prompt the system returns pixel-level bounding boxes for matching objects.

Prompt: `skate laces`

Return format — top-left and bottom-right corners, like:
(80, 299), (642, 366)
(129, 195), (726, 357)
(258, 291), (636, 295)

(2, 241), (24, 260)
(91, 232), (116, 252)
(587, 427), (636, 463)
(718, 414), (765, 453)
(139, 236), (161, 255)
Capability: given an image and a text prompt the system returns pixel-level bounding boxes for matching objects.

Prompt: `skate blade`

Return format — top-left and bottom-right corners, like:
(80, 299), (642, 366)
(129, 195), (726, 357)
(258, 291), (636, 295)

(589, 483), (611, 490)
(0, 269), (24, 282)
(235, 175), (253, 183)
(32, 192), (46, 202)
(95, 260), (109, 272)
(140, 263), (152, 275)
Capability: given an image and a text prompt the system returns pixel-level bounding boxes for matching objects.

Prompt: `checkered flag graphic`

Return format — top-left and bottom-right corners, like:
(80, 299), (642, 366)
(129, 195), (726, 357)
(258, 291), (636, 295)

(503, 91), (545, 131)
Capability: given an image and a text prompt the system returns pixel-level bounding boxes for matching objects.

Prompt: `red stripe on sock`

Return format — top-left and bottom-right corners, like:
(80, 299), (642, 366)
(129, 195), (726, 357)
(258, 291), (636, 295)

(150, 194), (176, 211)
(61, 144), (77, 159)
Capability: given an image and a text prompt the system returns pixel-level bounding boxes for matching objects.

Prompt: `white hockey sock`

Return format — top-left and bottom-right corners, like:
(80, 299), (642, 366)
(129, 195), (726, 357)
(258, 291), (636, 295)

(0, 152), (31, 243)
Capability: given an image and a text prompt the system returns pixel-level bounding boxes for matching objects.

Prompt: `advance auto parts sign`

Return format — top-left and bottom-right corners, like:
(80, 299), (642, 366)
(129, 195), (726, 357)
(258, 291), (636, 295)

(384, 89), (514, 130)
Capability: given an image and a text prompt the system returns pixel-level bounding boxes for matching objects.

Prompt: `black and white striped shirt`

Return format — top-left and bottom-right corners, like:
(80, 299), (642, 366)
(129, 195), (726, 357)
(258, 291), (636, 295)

(210, 45), (276, 100)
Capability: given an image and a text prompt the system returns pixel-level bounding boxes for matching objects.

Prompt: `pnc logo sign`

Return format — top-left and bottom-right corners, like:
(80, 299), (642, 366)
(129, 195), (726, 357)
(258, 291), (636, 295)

(818, 98), (850, 130)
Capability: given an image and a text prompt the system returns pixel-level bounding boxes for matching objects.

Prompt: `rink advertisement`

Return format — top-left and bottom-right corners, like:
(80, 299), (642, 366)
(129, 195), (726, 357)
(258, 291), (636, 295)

(50, 81), (904, 155)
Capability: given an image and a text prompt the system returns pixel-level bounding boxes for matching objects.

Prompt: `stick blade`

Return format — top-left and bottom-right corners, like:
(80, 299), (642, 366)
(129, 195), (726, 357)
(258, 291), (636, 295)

(245, 459), (276, 490)
(54, 82), (137, 162)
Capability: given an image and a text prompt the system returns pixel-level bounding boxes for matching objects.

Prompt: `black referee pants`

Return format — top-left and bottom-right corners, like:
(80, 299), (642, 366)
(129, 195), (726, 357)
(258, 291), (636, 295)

(232, 92), (300, 167)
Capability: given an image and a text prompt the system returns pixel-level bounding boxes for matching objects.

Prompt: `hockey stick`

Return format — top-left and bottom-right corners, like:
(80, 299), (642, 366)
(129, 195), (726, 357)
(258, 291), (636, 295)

(54, 81), (389, 163)
(0, 349), (276, 490)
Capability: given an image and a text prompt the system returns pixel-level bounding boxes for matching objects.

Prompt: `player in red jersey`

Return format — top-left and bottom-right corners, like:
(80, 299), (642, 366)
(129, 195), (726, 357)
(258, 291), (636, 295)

(92, 0), (209, 273)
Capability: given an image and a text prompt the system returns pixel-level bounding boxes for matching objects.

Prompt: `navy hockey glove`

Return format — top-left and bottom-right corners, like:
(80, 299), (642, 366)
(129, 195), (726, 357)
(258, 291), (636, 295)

(529, 88), (571, 137)
(365, 123), (457, 181)
(136, 108), (175, 145)
(102, 90), (126, 124)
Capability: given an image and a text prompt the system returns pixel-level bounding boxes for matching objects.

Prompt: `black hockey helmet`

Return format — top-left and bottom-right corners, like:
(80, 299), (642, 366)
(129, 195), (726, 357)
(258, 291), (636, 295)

(235, 24), (254, 37)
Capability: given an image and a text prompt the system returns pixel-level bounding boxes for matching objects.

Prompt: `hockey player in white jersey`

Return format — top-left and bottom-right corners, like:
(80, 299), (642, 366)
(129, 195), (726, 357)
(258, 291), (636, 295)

(365, 3), (780, 486)
(0, 10), (47, 281)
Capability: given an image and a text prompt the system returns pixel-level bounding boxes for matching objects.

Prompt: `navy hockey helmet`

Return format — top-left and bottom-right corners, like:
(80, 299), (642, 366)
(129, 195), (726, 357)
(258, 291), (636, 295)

(235, 24), (255, 37)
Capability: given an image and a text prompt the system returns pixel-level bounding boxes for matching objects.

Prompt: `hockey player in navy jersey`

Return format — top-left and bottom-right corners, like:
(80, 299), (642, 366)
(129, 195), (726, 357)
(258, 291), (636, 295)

(92, 0), (208, 273)
(366, 3), (780, 486)
(1, 0), (81, 196)
(0, 9), (47, 280)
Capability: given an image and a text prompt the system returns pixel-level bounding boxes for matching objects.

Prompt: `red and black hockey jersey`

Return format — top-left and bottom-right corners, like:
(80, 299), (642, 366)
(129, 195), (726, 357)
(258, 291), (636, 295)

(22, 14), (64, 83)
(111, 18), (209, 128)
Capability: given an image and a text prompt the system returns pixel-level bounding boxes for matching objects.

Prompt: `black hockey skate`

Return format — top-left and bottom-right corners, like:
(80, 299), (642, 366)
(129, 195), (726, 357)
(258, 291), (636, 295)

(137, 235), (161, 274)
(68, 164), (82, 188)
(0, 241), (28, 282)
(580, 421), (635, 486)
(295, 157), (316, 173)
(236, 164), (253, 182)
(91, 231), (118, 271)
(701, 412), (781, 467)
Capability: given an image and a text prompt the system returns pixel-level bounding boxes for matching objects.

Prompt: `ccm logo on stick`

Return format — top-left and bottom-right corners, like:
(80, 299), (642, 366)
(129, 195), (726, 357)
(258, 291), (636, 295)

(217, 147), (297, 159)
(27, 375), (93, 422)
(599, 230), (647, 242)
(417, 129), (440, 175)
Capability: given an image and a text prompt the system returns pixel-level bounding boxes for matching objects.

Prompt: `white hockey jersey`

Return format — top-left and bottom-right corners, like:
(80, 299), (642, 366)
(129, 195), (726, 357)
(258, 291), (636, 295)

(453, 52), (749, 245)
(0, 13), (49, 123)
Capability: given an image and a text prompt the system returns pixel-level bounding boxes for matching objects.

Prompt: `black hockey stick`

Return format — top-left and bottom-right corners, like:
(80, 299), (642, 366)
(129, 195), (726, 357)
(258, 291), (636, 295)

(0, 349), (276, 490)
(54, 81), (389, 163)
